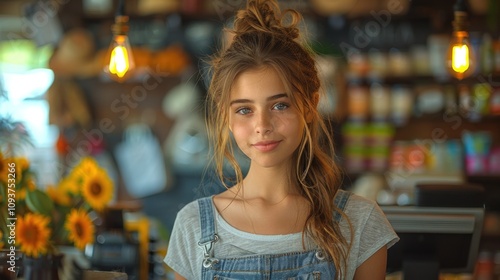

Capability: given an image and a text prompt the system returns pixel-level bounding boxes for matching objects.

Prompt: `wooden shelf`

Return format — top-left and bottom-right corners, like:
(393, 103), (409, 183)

(346, 73), (500, 86)
(468, 174), (500, 183)
(343, 172), (500, 185)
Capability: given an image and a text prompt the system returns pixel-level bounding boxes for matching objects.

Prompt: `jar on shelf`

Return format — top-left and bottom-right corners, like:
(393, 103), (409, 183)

(444, 85), (458, 115)
(491, 87), (500, 115)
(481, 33), (494, 75)
(391, 85), (413, 126)
(410, 45), (431, 76)
(367, 122), (394, 172)
(406, 141), (427, 173)
(458, 84), (474, 119)
(370, 83), (391, 121)
(471, 83), (492, 120)
(368, 49), (388, 79)
(415, 85), (445, 116)
(493, 36), (500, 74)
(341, 121), (370, 173)
(388, 48), (412, 77)
(427, 34), (450, 79)
(347, 52), (370, 78)
(389, 141), (407, 173)
(347, 83), (370, 121)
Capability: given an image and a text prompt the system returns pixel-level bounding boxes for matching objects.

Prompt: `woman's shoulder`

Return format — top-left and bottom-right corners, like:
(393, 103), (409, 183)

(171, 196), (217, 240)
(342, 191), (382, 219)
(340, 190), (395, 235)
(174, 196), (211, 224)
(345, 191), (378, 206)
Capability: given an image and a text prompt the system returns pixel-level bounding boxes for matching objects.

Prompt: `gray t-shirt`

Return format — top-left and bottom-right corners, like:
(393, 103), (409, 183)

(164, 193), (399, 279)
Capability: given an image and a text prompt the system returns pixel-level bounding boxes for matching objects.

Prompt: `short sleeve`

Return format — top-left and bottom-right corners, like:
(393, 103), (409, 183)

(164, 201), (202, 279)
(356, 201), (399, 267)
(340, 193), (399, 275)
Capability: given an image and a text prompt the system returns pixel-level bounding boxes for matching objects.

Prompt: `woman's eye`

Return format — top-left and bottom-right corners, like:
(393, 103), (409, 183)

(273, 102), (289, 111)
(236, 107), (251, 115)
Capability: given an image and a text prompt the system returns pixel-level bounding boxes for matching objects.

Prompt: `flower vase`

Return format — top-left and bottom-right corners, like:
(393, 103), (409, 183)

(22, 254), (63, 280)
(57, 245), (89, 280)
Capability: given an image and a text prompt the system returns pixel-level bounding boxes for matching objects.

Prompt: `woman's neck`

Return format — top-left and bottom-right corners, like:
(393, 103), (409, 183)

(240, 164), (298, 203)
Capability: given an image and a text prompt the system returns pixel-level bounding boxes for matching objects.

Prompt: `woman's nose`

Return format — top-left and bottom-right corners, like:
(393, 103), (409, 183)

(255, 111), (273, 134)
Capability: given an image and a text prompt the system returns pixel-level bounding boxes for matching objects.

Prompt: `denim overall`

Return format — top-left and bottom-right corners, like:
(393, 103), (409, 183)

(197, 190), (351, 280)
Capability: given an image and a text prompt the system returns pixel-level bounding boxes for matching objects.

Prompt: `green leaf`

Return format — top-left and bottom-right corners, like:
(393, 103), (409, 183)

(26, 189), (54, 215)
(0, 183), (6, 206)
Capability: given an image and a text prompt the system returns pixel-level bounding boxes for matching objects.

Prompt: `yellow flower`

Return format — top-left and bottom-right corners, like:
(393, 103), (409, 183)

(65, 209), (95, 250)
(17, 176), (36, 200)
(58, 175), (79, 195)
(16, 213), (51, 257)
(81, 167), (114, 211)
(46, 184), (71, 206)
(71, 157), (99, 180)
(12, 157), (29, 184)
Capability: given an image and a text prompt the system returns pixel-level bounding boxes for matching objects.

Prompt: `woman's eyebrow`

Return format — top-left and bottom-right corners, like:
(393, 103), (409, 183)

(267, 93), (288, 101)
(230, 93), (288, 106)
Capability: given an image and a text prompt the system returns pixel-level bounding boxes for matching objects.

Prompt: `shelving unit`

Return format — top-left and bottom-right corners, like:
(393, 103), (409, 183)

(325, 6), (500, 250)
(56, 0), (500, 258)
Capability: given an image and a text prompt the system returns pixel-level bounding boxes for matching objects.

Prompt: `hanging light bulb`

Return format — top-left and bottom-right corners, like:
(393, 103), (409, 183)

(104, 0), (134, 82)
(447, 0), (474, 80)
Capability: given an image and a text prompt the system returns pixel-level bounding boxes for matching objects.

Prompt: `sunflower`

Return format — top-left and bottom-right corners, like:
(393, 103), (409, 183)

(58, 175), (79, 195)
(81, 167), (114, 211)
(12, 157), (29, 185)
(65, 209), (94, 250)
(70, 157), (100, 181)
(16, 213), (51, 257)
(46, 184), (71, 206)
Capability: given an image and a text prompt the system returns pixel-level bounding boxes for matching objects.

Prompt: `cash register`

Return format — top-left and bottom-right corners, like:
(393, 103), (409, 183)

(85, 208), (139, 280)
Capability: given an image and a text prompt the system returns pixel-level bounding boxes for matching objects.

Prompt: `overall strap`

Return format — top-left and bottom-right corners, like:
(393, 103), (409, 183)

(197, 196), (219, 268)
(333, 190), (352, 221)
(198, 197), (217, 244)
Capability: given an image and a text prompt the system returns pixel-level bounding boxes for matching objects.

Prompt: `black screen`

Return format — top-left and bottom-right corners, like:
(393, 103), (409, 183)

(387, 232), (472, 273)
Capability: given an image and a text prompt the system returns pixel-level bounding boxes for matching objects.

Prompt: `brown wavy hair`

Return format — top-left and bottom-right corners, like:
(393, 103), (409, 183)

(205, 0), (351, 278)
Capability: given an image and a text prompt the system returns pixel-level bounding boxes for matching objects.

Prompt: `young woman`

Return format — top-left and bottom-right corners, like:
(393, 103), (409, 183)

(164, 0), (398, 279)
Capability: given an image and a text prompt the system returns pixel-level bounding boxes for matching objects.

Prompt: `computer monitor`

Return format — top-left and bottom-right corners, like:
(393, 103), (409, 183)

(381, 205), (484, 280)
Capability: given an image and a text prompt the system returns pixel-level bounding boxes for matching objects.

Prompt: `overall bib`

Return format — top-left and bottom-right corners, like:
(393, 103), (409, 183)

(197, 190), (351, 280)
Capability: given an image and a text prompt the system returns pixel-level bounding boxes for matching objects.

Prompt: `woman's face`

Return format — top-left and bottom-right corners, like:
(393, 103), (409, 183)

(229, 66), (305, 169)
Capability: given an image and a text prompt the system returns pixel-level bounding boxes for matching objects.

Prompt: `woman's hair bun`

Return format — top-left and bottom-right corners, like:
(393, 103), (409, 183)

(233, 0), (301, 40)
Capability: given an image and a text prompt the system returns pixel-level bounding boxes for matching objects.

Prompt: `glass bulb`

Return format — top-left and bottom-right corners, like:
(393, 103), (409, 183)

(447, 31), (474, 80)
(105, 34), (135, 82)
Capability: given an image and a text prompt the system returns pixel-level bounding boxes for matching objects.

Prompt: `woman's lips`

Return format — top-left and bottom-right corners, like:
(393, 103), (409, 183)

(252, 141), (281, 152)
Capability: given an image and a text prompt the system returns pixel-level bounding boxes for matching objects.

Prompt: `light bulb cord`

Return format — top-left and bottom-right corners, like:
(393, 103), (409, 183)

(112, 0), (129, 36)
(116, 0), (125, 17)
(453, 0), (467, 12)
(452, 0), (468, 32)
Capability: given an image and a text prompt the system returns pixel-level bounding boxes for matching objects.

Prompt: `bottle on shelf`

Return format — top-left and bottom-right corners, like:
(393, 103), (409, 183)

(493, 251), (500, 280)
(475, 250), (494, 280)
(480, 33), (494, 75)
